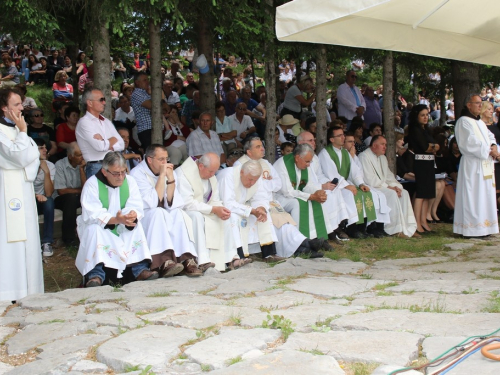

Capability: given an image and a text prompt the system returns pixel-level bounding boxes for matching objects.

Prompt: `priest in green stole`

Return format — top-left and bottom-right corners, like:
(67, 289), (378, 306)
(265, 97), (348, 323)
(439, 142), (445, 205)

(76, 152), (158, 287)
(274, 143), (336, 240)
(319, 126), (390, 238)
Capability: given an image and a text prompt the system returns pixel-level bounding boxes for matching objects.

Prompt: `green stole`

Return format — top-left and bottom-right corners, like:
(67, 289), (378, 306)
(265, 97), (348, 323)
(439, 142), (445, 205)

(283, 154), (328, 239)
(98, 178), (130, 236)
(325, 145), (376, 224)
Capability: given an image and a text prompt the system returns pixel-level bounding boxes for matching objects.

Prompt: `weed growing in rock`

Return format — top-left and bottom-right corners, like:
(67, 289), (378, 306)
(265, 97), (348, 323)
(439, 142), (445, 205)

(373, 282), (398, 291)
(359, 274), (372, 279)
(461, 288), (479, 294)
(481, 291), (500, 313)
(226, 356), (242, 366)
(300, 347), (325, 355)
(340, 361), (380, 375)
(262, 314), (295, 341)
(201, 364), (211, 372)
(146, 291), (171, 297)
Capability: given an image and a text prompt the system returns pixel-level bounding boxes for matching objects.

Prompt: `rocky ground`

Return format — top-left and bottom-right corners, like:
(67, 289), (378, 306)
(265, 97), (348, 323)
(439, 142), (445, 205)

(1, 237), (500, 375)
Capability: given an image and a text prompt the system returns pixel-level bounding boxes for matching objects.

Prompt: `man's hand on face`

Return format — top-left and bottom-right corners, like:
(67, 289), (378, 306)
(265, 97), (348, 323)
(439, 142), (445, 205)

(212, 206), (231, 220)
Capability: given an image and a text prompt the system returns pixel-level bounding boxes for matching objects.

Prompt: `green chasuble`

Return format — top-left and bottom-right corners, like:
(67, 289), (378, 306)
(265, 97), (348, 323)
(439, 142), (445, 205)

(283, 154), (328, 239)
(98, 178), (130, 236)
(325, 145), (376, 224)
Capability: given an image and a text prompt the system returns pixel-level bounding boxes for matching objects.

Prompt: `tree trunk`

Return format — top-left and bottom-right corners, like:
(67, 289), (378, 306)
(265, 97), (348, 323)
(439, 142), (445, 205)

(383, 52), (396, 174)
(392, 57), (398, 96)
(92, 24), (112, 119)
(315, 44), (327, 154)
(451, 60), (480, 118)
(149, 19), (163, 145)
(197, 17), (215, 119)
(250, 54), (256, 92)
(264, 0), (277, 162)
(439, 72), (447, 126)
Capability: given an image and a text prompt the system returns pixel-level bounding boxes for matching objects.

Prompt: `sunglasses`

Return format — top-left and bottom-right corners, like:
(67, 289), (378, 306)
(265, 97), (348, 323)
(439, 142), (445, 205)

(32, 113), (44, 117)
(350, 75), (358, 78)
(91, 97), (106, 103)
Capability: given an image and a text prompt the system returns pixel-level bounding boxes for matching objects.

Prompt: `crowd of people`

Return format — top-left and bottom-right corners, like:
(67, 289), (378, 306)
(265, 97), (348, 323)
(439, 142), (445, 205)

(1, 42), (499, 301)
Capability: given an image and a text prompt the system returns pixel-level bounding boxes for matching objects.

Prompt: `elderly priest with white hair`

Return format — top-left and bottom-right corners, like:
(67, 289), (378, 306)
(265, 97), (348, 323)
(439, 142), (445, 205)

(130, 144), (202, 277)
(76, 151), (158, 287)
(176, 153), (242, 271)
(273, 143), (339, 243)
(217, 159), (287, 263)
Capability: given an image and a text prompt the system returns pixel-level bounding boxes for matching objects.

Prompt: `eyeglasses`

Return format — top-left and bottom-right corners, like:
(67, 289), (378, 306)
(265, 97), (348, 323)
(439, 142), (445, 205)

(332, 134), (345, 138)
(32, 113), (44, 118)
(150, 157), (170, 163)
(237, 107), (246, 110)
(91, 97), (106, 103)
(106, 169), (127, 177)
(350, 75), (357, 78)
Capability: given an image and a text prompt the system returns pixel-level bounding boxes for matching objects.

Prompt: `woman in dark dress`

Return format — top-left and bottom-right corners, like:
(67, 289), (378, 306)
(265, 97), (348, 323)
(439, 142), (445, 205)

(408, 104), (439, 234)
(395, 133), (416, 198)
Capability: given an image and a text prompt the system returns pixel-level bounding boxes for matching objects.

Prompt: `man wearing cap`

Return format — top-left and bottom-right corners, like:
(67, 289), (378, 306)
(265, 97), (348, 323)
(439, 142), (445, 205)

(76, 88), (124, 178)
(277, 114), (298, 144)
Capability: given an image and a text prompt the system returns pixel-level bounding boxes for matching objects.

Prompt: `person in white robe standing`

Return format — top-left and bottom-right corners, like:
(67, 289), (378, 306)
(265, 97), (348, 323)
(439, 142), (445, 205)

(297, 131), (352, 240)
(0, 88), (43, 302)
(218, 160), (291, 263)
(235, 137), (326, 257)
(176, 153), (240, 271)
(130, 144), (202, 276)
(454, 94), (500, 237)
(76, 152), (159, 287)
(358, 136), (417, 237)
(318, 126), (390, 238)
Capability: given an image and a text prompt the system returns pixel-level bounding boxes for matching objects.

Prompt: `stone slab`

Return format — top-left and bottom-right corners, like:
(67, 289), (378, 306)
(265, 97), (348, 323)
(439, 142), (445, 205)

(142, 305), (262, 329)
(230, 291), (317, 310)
(18, 294), (71, 311)
(0, 362), (14, 375)
(71, 359), (109, 373)
(6, 353), (84, 375)
(51, 286), (115, 304)
(0, 327), (15, 342)
(36, 334), (110, 360)
(273, 257), (368, 274)
(184, 327), (281, 370)
(23, 306), (86, 326)
(96, 325), (197, 372)
(443, 243), (476, 251)
(210, 350), (344, 375)
(422, 336), (500, 375)
(125, 294), (222, 312)
(332, 310), (500, 337)
(387, 279), (500, 294)
(365, 269), (478, 281)
(78, 310), (143, 330)
(279, 330), (422, 366)
(352, 292), (491, 313)
(289, 276), (381, 298)
(412, 261), (492, 273)
(372, 364), (422, 375)
(120, 277), (227, 295)
(6, 321), (96, 355)
(207, 279), (271, 297)
(372, 257), (450, 269)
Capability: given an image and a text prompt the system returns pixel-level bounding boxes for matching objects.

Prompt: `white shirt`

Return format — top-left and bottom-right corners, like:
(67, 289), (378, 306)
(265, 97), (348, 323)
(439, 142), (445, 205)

(75, 112), (125, 162)
(337, 82), (366, 120)
(114, 107), (135, 123)
(164, 91), (180, 106)
(34, 160), (55, 196)
(229, 114), (254, 141)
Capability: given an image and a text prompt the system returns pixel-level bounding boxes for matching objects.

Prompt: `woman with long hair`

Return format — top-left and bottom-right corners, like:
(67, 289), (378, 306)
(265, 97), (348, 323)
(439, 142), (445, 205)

(408, 104), (439, 234)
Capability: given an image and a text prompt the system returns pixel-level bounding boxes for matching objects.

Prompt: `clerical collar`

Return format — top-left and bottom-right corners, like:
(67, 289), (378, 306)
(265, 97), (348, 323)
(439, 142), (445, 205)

(96, 170), (120, 189)
(460, 108), (480, 121)
(0, 117), (16, 127)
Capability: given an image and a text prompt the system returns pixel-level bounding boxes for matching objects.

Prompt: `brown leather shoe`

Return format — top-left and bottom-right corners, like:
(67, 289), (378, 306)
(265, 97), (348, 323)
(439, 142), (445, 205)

(264, 255), (287, 264)
(199, 262), (216, 272)
(86, 277), (102, 288)
(182, 259), (203, 277)
(136, 269), (159, 281)
(159, 260), (184, 278)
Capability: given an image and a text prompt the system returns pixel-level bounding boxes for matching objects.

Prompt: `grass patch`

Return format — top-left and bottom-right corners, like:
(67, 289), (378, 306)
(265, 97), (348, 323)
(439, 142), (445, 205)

(323, 225), (460, 263)
(376, 290), (394, 296)
(340, 361), (380, 375)
(401, 290), (415, 295)
(481, 291), (500, 313)
(373, 282), (399, 291)
(201, 364), (211, 372)
(225, 356), (242, 366)
(147, 291), (171, 298)
(41, 319), (65, 324)
(198, 286), (217, 295)
(461, 288), (479, 295)
(359, 274), (372, 279)
(300, 348), (325, 355)
(477, 274), (500, 281)
(262, 314), (295, 341)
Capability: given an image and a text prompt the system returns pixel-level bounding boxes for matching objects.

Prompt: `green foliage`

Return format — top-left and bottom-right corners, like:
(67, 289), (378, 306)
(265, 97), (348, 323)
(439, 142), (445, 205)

(482, 291), (500, 313)
(262, 314), (295, 341)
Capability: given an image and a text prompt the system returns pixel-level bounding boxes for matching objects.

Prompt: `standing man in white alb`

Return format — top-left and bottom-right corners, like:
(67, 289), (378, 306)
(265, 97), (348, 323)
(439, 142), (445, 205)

(0, 87), (43, 301)
(76, 88), (124, 178)
(337, 70), (366, 127)
(454, 94), (500, 238)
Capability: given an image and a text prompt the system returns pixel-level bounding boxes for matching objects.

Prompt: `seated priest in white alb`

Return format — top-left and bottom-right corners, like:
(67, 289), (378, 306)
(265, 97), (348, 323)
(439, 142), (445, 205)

(358, 135), (417, 237)
(274, 143), (341, 244)
(218, 160), (289, 263)
(176, 153), (242, 271)
(296, 132), (353, 241)
(76, 152), (158, 287)
(130, 144), (202, 277)
(235, 137), (326, 257)
(318, 126), (391, 238)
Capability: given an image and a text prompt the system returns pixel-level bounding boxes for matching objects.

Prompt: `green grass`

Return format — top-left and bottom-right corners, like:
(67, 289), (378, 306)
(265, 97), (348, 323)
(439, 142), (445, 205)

(373, 282), (399, 291)
(225, 356), (242, 366)
(323, 225), (459, 263)
(481, 291), (500, 313)
(146, 291), (171, 297)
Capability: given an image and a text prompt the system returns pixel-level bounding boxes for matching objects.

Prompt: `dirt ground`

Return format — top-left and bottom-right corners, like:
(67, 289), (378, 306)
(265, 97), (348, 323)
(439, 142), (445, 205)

(42, 241), (82, 293)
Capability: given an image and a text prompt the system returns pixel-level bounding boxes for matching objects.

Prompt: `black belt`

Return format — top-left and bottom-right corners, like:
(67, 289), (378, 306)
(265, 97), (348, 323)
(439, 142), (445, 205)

(87, 160), (103, 164)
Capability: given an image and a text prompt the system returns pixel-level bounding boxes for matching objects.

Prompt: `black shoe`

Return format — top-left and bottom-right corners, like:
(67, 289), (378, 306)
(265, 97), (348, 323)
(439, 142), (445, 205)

(349, 230), (367, 239)
(309, 251), (324, 258)
(363, 231), (374, 238)
(320, 238), (334, 252)
(334, 229), (350, 241)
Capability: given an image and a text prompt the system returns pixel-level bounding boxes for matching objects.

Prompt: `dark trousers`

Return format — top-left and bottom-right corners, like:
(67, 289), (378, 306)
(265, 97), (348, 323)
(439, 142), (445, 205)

(36, 197), (54, 244)
(138, 129), (152, 151)
(55, 193), (81, 243)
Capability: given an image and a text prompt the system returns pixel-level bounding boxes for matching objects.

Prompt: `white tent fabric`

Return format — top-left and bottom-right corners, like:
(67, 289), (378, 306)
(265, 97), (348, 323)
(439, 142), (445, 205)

(276, 0), (500, 67)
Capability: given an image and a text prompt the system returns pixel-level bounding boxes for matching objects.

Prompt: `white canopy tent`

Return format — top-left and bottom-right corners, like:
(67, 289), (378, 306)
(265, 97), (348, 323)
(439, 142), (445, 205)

(276, 0), (500, 67)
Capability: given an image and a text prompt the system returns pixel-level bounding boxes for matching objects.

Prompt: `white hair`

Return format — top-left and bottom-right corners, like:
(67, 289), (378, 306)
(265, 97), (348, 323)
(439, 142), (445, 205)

(241, 160), (262, 177)
(293, 143), (313, 158)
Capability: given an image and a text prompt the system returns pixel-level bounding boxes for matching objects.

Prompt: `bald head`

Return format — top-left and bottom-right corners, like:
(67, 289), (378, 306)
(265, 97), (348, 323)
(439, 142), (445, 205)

(297, 131), (316, 150)
(198, 153), (220, 179)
